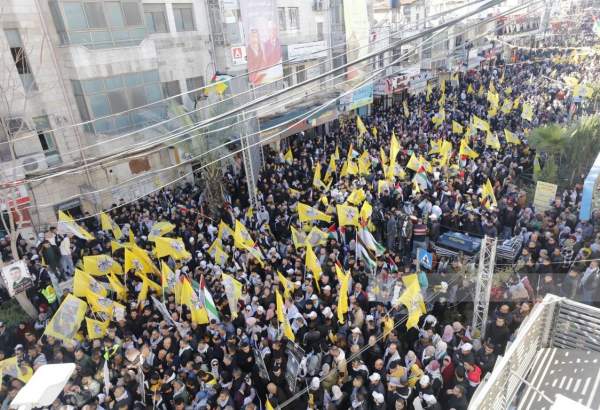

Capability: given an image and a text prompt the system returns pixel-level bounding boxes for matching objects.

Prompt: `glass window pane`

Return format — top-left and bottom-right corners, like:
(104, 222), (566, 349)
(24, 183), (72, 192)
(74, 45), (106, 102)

(94, 118), (112, 133)
(143, 70), (159, 83)
(91, 31), (111, 45)
(125, 72), (143, 87)
(105, 75), (123, 90)
(278, 8), (286, 31)
(69, 31), (91, 44)
(114, 113), (131, 129)
(129, 85), (147, 108)
(173, 9), (183, 32)
(83, 2), (107, 28)
(145, 83), (161, 103)
(33, 115), (51, 130)
(82, 78), (105, 94)
(122, 2), (142, 26)
(105, 2), (124, 27)
(182, 9), (194, 30)
(107, 90), (128, 113)
(155, 12), (168, 32)
(74, 95), (91, 121)
(112, 30), (129, 42)
(129, 27), (146, 40)
(144, 13), (156, 33)
(89, 94), (111, 117)
(63, 2), (88, 30)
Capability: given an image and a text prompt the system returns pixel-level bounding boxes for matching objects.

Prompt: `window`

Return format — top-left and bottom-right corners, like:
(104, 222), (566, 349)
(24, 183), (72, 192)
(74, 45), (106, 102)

(162, 80), (182, 104)
(72, 69), (164, 134)
(278, 7), (286, 31)
(317, 22), (323, 41)
(283, 66), (293, 86)
(144, 4), (168, 33)
(122, 2), (142, 26)
(33, 115), (61, 166)
(105, 2), (124, 27)
(186, 76), (204, 103)
(296, 65), (306, 83)
(4, 29), (37, 93)
(83, 2), (107, 28)
(288, 7), (299, 30)
(173, 4), (195, 32)
(63, 2), (88, 30)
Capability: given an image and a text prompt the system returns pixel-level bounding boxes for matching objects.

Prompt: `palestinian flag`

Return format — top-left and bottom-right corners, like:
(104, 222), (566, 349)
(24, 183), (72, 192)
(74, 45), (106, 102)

(356, 228), (384, 270)
(327, 224), (339, 241)
(386, 256), (398, 273)
(199, 275), (220, 322)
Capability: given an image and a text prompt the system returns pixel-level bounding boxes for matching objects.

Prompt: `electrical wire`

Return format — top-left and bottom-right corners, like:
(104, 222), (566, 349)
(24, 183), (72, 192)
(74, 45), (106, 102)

(8, 0), (519, 183)
(26, 0), (543, 220)
(1, 0), (491, 146)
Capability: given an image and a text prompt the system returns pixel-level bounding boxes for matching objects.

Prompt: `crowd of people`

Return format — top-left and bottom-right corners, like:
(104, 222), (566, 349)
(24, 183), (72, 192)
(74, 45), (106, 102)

(0, 20), (599, 410)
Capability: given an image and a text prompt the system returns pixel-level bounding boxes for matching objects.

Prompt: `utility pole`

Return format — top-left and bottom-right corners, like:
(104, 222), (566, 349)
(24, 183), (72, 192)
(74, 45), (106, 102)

(471, 236), (498, 340)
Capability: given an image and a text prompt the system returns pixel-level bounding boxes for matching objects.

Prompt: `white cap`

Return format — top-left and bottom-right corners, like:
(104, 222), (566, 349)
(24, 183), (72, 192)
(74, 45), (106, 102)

(369, 373), (381, 382)
(423, 394), (437, 405)
(331, 385), (343, 400)
(308, 311), (318, 319)
(372, 391), (384, 404)
(461, 343), (473, 352)
(419, 375), (430, 387)
(310, 377), (320, 390)
(323, 285), (331, 291)
(366, 315), (374, 321)
(322, 307), (333, 318)
(310, 294), (318, 300)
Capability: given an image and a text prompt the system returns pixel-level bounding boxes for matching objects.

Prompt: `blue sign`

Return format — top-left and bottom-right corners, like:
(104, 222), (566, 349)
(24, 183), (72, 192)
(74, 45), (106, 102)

(417, 248), (433, 270)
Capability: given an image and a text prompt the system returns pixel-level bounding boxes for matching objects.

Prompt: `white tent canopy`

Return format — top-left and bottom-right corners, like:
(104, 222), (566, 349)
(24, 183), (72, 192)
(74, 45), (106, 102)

(10, 363), (75, 410)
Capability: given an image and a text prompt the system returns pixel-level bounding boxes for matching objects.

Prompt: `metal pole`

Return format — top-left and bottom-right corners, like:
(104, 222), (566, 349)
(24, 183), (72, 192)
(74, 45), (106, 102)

(471, 235), (498, 340)
(240, 110), (258, 209)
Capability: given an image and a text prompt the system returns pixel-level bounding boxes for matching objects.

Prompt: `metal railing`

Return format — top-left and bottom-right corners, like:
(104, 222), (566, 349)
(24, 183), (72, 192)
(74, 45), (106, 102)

(469, 295), (600, 409)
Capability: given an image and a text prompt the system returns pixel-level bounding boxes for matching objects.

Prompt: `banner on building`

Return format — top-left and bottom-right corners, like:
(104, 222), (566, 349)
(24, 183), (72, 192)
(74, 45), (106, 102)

(240, 0), (283, 86)
(343, 0), (370, 83)
(1, 260), (33, 297)
(339, 83), (374, 112)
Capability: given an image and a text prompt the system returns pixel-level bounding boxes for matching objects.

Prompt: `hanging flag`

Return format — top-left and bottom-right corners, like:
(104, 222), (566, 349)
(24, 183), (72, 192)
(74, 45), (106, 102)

(124, 247), (155, 275)
(359, 201), (373, 224)
(504, 129), (521, 145)
(305, 243), (322, 291)
(357, 151), (371, 176)
(306, 226), (328, 247)
(406, 153), (420, 172)
(277, 271), (294, 299)
(336, 204), (359, 227)
(346, 189), (366, 206)
(312, 162), (326, 190)
(86, 317), (109, 340)
(44, 294), (87, 342)
(397, 274), (426, 329)
(148, 221), (176, 241)
(217, 220), (234, 240)
(222, 273), (243, 318)
(107, 273), (127, 300)
(485, 132), (501, 150)
(345, 159), (358, 175)
(438, 140), (453, 166)
(357, 227), (385, 270)
(297, 202), (332, 223)
(452, 121), (463, 134)
(356, 116), (367, 137)
(110, 241), (125, 254)
(154, 237), (192, 260)
(459, 138), (479, 159)
(284, 148), (293, 164)
(100, 212), (123, 240)
(432, 108), (445, 126)
(233, 220), (255, 249)
(73, 269), (107, 297)
(521, 102), (534, 122)
(337, 268), (349, 324)
(199, 275), (219, 322)
(84, 255), (122, 276)
(57, 211), (94, 240)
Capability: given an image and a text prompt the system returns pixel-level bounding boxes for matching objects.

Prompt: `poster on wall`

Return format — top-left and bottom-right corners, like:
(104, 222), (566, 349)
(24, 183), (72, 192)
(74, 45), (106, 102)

(239, 0), (283, 86)
(343, 0), (370, 83)
(1, 260), (33, 297)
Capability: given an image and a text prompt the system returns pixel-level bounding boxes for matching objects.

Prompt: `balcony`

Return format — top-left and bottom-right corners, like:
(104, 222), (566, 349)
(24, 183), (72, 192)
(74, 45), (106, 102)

(312, 0), (325, 11)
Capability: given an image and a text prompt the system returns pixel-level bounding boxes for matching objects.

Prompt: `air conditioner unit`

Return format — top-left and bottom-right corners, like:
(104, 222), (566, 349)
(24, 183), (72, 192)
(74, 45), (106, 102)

(18, 153), (48, 175)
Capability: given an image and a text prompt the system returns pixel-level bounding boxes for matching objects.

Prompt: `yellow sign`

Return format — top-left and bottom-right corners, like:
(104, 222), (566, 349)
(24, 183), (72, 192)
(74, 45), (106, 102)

(533, 181), (558, 212)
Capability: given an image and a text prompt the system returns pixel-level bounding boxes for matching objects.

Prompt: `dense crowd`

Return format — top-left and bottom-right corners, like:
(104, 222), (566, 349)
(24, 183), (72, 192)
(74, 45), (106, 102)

(0, 24), (599, 410)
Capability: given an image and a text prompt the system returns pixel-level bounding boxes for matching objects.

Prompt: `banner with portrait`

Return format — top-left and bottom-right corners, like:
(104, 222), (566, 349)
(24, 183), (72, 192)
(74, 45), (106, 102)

(240, 0), (283, 86)
(343, 0), (370, 83)
(1, 260), (33, 297)
(44, 294), (87, 343)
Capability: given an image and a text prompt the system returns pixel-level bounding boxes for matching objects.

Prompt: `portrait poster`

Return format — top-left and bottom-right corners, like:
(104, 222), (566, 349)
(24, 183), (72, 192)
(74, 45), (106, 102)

(1, 260), (33, 297)
(44, 294), (87, 343)
(343, 0), (370, 83)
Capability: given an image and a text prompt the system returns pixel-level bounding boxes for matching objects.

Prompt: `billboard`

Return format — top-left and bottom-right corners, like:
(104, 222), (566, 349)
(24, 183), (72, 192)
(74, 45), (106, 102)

(343, 0), (370, 83)
(240, 0), (283, 86)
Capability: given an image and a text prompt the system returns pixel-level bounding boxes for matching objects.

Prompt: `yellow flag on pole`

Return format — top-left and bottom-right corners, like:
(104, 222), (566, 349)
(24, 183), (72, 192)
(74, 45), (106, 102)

(504, 129), (521, 145)
(85, 317), (109, 340)
(148, 221), (175, 241)
(358, 151), (371, 176)
(154, 237), (192, 260)
(217, 220), (234, 240)
(73, 269), (107, 297)
(397, 274), (426, 329)
(337, 267), (349, 324)
(472, 115), (490, 132)
(44, 294), (87, 342)
(297, 202), (332, 223)
(233, 220), (255, 249)
(336, 204), (359, 227)
(84, 255), (122, 276)
(305, 243), (322, 291)
(459, 138), (479, 159)
(356, 116), (367, 137)
(403, 100), (409, 117)
(100, 212), (122, 240)
(57, 211), (94, 240)
(284, 148), (293, 164)
(481, 178), (497, 209)
(275, 288), (286, 323)
(86, 290), (114, 316)
(290, 226), (307, 249)
(313, 162), (325, 189)
(485, 132), (501, 150)
(452, 121), (463, 134)
(107, 273), (127, 300)
(521, 102), (534, 122)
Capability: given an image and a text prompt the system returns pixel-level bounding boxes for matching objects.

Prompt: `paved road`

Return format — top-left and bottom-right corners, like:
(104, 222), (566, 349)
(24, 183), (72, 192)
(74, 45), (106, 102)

(517, 348), (600, 410)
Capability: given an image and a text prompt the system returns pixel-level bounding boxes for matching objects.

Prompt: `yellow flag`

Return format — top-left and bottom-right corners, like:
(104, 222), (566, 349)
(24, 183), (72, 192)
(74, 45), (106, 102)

(86, 290), (114, 316)
(505, 86), (512, 95)
(451, 71), (459, 82)
(297, 202), (332, 223)
(336, 204), (359, 227)
(383, 316), (394, 339)
(73, 269), (107, 297)
(290, 226), (307, 249)
(84, 255), (122, 276)
(513, 95), (520, 109)
(275, 288), (286, 323)
(100, 212), (122, 240)
(403, 100), (409, 117)
(110, 241), (125, 254)
(313, 162), (325, 189)
(124, 247), (155, 275)
(324, 154), (336, 182)
(521, 102), (534, 122)
(306, 226), (328, 247)
(266, 400), (275, 410)
(211, 245), (230, 267)
(44, 294), (87, 342)
(241, 243), (265, 267)
(154, 237), (192, 260)
(504, 129), (521, 145)
(398, 274), (426, 329)
(222, 273), (243, 319)
(440, 78), (446, 94)
(334, 145), (340, 160)
(283, 319), (295, 341)
(148, 221), (176, 241)
(356, 116), (367, 137)
(305, 243), (322, 291)
(107, 273), (127, 300)
(459, 138), (479, 159)
(277, 271), (293, 299)
(346, 159), (358, 175)
(358, 151), (371, 176)
(406, 154), (420, 172)
(217, 220), (234, 240)
(57, 211), (94, 240)
(378, 179), (391, 195)
(501, 98), (512, 114)
(452, 121), (463, 134)
(233, 220), (255, 249)
(472, 115), (490, 132)
(478, 84), (484, 97)
(346, 189), (366, 206)
(337, 267), (349, 324)
(360, 201), (373, 223)
(467, 84), (474, 94)
(284, 148), (293, 164)
(485, 132), (500, 150)
(487, 90), (499, 108)
(85, 317), (109, 340)
(438, 140), (453, 166)
(426, 83), (432, 102)
(380, 148), (388, 169)
(387, 132), (400, 180)
(482, 178), (497, 209)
